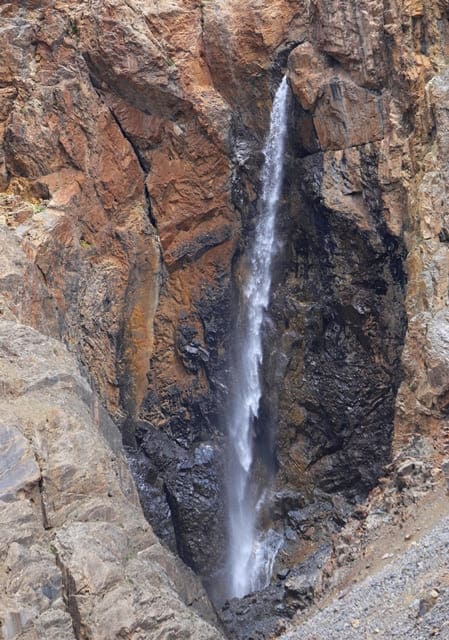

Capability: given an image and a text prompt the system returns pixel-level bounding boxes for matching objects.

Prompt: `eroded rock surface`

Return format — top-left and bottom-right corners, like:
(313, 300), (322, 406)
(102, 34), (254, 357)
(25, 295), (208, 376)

(264, 0), (449, 576)
(0, 313), (222, 639)
(2, 0), (449, 638)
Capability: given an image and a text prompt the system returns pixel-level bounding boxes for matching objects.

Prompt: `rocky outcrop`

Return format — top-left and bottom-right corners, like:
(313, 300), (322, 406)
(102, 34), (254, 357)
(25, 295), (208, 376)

(0, 2), (160, 424)
(0, 174), (222, 635)
(212, 0), (449, 633)
(0, 310), (222, 638)
(0, 0), (232, 577)
(231, 7), (449, 631)
(3, 0), (449, 638)
(1, 0), (309, 587)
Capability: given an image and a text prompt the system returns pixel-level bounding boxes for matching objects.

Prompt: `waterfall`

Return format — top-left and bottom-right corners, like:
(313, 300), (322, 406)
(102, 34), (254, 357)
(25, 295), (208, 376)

(226, 76), (290, 599)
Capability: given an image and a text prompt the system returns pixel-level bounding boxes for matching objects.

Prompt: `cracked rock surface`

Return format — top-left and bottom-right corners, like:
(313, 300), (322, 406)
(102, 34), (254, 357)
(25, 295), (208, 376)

(0, 317), (222, 639)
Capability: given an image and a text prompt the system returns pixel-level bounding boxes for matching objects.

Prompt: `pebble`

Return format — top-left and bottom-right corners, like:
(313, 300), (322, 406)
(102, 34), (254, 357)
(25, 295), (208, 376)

(351, 619), (361, 629)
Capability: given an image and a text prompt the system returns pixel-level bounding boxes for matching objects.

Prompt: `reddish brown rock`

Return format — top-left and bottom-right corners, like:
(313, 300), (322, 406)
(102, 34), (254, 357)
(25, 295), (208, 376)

(3, 1), (449, 632)
(288, 42), (386, 150)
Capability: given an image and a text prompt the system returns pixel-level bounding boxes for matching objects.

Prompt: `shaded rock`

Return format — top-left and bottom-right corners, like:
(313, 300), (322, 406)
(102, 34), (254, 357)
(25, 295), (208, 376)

(0, 425), (40, 501)
(288, 501), (333, 532)
(288, 43), (386, 150)
(219, 583), (287, 640)
(217, 544), (332, 639)
(284, 544), (332, 610)
(133, 421), (226, 577)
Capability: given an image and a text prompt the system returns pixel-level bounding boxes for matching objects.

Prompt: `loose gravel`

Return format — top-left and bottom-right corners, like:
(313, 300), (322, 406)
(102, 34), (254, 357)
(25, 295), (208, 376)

(281, 512), (449, 640)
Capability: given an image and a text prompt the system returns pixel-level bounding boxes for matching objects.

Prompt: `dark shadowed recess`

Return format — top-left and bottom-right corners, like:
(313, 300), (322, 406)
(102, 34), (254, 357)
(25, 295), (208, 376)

(270, 95), (408, 500)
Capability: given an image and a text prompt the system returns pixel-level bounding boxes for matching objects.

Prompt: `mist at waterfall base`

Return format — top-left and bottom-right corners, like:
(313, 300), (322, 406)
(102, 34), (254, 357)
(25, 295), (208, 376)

(223, 77), (290, 601)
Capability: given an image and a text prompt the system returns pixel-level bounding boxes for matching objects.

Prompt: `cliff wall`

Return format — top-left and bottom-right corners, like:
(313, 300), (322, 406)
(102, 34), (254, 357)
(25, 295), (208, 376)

(2, 0), (449, 637)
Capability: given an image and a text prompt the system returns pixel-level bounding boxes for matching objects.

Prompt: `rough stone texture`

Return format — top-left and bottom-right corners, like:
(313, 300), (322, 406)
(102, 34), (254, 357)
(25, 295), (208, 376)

(216, 437), (444, 639)
(395, 62), (449, 449)
(269, 0), (449, 528)
(280, 488), (449, 640)
(0, 311), (223, 639)
(3, 0), (449, 637)
(0, 0), (233, 577)
(130, 421), (226, 577)
(214, 0), (449, 633)
(0, 2), (160, 424)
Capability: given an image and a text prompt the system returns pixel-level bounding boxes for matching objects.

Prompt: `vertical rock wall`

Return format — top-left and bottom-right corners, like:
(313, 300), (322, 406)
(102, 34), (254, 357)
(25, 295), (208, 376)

(256, 1), (449, 578)
(274, 1), (411, 499)
(3, 0), (449, 613)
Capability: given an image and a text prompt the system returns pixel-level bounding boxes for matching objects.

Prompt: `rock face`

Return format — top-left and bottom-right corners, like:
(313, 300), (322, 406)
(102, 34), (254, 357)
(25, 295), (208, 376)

(254, 3), (449, 624)
(0, 311), (223, 638)
(272, 2), (411, 500)
(0, 0), (306, 580)
(0, 0), (234, 578)
(0, 2), (160, 424)
(3, 0), (449, 637)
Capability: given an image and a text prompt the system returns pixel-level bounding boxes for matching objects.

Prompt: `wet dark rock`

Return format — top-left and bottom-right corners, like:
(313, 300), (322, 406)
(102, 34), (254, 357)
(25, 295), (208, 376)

(219, 583), (288, 640)
(217, 544), (333, 639)
(165, 441), (225, 574)
(177, 324), (211, 374)
(278, 568), (291, 580)
(288, 500), (333, 531)
(284, 544), (332, 610)
(126, 447), (177, 553)
(130, 421), (226, 578)
(272, 490), (307, 520)
(272, 131), (407, 500)
(133, 275), (232, 590)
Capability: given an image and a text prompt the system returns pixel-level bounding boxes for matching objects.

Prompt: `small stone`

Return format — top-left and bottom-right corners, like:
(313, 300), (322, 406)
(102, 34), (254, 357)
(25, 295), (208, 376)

(285, 526), (298, 542)
(418, 596), (437, 617)
(351, 619), (361, 629)
(430, 589), (440, 599)
(404, 534), (411, 540)
(277, 568), (290, 580)
(304, 526), (315, 539)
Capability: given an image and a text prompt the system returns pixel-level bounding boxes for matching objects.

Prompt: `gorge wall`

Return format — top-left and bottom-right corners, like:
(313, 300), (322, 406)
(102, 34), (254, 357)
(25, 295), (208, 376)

(2, 0), (449, 638)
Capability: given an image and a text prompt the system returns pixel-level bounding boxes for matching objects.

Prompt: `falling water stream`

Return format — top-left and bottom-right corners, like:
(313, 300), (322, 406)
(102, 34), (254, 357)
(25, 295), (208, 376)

(226, 76), (290, 599)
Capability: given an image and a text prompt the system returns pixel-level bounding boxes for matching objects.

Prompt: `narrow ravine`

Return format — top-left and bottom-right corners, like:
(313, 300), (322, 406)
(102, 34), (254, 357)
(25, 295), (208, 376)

(225, 76), (290, 600)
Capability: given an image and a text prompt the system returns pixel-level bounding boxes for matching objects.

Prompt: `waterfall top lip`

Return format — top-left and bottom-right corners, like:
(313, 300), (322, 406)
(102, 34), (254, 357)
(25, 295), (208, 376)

(224, 75), (290, 601)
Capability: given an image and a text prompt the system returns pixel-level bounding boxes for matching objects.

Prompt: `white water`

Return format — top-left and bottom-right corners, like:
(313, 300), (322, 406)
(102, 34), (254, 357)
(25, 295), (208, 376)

(226, 76), (290, 599)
